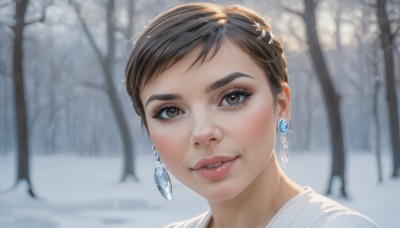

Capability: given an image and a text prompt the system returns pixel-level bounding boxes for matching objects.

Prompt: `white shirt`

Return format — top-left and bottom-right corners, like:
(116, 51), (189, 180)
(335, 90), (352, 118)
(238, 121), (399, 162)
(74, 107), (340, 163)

(164, 187), (379, 228)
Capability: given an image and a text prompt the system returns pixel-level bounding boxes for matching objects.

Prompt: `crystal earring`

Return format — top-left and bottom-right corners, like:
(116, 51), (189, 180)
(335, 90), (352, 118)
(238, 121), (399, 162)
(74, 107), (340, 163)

(278, 118), (289, 166)
(152, 146), (173, 200)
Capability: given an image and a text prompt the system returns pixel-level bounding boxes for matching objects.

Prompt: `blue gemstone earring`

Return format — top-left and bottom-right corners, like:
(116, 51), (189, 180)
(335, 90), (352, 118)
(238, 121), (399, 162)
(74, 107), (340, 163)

(152, 146), (173, 200)
(278, 118), (289, 166)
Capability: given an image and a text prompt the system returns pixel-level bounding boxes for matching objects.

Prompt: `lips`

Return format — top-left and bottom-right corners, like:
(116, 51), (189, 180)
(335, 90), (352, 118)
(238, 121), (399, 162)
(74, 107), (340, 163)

(192, 156), (236, 169)
(192, 156), (238, 180)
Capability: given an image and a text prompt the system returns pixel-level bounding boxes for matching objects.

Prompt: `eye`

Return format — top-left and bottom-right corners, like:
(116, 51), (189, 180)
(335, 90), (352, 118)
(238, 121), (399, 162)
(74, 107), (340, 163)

(224, 93), (242, 105)
(152, 106), (184, 120)
(220, 89), (252, 107)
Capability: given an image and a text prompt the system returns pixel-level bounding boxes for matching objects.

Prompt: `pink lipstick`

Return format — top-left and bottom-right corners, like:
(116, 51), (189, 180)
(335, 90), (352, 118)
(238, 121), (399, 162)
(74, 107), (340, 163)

(192, 156), (237, 180)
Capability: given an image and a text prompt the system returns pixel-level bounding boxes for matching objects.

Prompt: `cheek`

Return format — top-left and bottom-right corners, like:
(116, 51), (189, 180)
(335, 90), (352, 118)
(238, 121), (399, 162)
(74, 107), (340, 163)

(149, 128), (187, 168)
(230, 100), (276, 147)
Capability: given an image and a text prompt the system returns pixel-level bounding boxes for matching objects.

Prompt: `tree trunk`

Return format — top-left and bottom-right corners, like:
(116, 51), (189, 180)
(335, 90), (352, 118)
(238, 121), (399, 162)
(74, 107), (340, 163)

(70, 0), (138, 181)
(372, 66), (383, 183)
(376, 0), (400, 178)
(12, 0), (36, 197)
(303, 0), (347, 197)
(104, 0), (138, 181)
(0, 74), (10, 155)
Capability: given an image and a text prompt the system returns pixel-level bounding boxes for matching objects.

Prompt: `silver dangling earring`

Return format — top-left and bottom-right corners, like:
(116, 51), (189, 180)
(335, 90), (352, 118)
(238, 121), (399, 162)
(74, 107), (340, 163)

(152, 145), (173, 200)
(278, 118), (289, 166)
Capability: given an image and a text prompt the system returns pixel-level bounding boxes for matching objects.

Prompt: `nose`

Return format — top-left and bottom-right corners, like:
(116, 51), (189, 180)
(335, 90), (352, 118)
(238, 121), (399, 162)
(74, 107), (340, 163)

(190, 112), (222, 147)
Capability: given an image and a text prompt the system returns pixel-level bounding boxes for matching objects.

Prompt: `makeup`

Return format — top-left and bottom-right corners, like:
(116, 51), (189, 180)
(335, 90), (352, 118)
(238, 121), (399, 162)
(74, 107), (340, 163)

(192, 156), (238, 180)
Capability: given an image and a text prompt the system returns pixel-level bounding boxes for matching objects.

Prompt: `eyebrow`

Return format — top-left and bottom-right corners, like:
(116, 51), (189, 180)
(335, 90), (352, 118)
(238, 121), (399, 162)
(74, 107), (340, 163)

(145, 93), (182, 107)
(206, 72), (253, 93)
(145, 72), (253, 108)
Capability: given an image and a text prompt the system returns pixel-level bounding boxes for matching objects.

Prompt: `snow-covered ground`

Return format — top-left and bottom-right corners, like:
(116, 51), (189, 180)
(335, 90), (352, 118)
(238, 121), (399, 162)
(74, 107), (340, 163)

(0, 151), (398, 227)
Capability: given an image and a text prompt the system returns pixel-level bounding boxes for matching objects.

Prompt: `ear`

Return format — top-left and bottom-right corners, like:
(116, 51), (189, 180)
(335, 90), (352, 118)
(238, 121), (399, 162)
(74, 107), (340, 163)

(276, 83), (291, 122)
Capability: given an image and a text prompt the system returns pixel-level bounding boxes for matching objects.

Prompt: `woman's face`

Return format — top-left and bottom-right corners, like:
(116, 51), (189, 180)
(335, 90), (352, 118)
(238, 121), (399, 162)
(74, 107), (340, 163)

(141, 40), (290, 203)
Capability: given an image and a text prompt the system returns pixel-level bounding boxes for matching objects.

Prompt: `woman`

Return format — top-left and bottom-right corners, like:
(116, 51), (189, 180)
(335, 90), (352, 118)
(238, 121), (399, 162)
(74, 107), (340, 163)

(125, 2), (378, 227)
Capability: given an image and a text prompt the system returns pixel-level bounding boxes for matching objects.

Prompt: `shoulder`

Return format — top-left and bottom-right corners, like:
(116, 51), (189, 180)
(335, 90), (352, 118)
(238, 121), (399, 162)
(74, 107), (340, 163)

(267, 187), (379, 228)
(304, 189), (378, 227)
(163, 210), (211, 228)
(316, 212), (379, 228)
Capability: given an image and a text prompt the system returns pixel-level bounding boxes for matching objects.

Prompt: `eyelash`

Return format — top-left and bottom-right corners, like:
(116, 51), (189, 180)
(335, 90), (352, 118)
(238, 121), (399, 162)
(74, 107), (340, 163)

(151, 88), (253, 123)
(219, 88), (253, 109)
(151, 104), (183, 123)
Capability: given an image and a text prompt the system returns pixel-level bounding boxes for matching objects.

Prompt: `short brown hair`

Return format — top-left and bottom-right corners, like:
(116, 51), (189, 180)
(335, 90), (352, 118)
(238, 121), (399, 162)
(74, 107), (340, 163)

(125, 2), (288, 128)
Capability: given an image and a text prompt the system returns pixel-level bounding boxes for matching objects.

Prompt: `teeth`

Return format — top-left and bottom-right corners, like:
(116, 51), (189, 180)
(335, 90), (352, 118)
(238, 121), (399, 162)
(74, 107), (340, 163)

(205, 162), (223, 168)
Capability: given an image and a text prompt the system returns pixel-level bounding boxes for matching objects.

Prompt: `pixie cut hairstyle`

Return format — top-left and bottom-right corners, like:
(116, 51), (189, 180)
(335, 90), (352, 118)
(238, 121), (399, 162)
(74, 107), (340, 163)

(125, 3), (288, 127)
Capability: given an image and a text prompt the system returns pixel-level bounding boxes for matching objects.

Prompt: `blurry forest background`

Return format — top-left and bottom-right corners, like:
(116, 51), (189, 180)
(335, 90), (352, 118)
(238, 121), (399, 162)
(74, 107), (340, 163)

(0, 0), (399, 198)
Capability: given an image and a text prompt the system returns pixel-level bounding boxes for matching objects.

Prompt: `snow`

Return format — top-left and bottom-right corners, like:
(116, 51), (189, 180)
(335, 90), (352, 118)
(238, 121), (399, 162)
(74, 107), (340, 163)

(0, 152), (398, 227)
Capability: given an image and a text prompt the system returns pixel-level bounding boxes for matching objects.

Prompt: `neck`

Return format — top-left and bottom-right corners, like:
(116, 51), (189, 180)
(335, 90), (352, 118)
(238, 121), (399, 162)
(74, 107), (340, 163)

(207, 154), (302, 228)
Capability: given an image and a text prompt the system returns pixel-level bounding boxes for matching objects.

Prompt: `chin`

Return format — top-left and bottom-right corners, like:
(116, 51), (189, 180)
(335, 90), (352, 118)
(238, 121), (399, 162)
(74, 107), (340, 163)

(199, 181), (243, 204)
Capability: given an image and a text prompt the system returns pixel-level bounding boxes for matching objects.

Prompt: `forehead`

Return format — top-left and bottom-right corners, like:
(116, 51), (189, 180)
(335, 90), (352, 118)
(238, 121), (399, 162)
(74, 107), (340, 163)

(140, 40), (265, 100)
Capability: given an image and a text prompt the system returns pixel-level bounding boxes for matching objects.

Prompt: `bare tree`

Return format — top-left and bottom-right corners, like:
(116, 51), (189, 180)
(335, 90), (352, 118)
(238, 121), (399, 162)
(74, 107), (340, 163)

(370, 42), (384, 183)
(12, 0), (34, 198)
(375, 0), (400, 178)
(69, 0), (138, 181)
(12, 0), (35, 197)
(284, 0), (348, 197)
(0, 31), (12, 155)
(354, 3), (385, 183)
(9, 0), (51, 197)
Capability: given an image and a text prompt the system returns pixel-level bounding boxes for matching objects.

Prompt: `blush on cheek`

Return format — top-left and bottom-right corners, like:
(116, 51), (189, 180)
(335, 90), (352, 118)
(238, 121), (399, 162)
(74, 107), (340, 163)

(149, 131), (182, 166)
(234, 101), (276, 144)
(252, 104), (275, 136)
